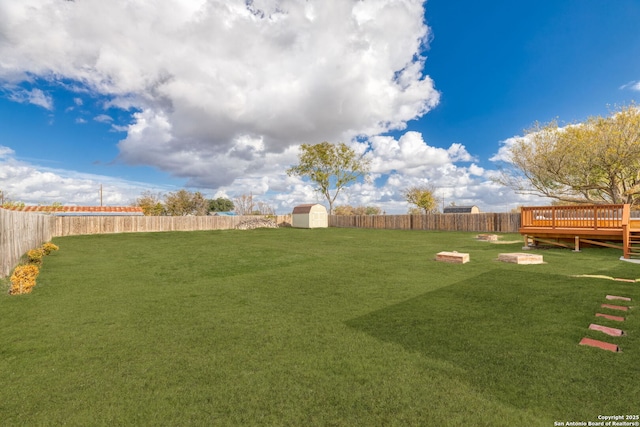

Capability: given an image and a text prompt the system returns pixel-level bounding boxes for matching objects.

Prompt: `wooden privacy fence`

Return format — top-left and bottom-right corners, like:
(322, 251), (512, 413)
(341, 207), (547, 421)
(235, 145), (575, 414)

(0, 209), (55, 277)
(52, 215), (293, 237)
(329, 213), (521, 232)
(1, 212), (291, 277)
(2, 210), (516, 277)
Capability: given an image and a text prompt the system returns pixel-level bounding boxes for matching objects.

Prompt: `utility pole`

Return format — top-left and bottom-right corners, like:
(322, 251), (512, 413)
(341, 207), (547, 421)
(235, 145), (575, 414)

(100, 184), (103, 207)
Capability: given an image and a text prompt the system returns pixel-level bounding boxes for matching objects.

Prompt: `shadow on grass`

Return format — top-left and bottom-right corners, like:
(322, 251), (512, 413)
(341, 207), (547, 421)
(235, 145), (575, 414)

(346, 270), (639, 420)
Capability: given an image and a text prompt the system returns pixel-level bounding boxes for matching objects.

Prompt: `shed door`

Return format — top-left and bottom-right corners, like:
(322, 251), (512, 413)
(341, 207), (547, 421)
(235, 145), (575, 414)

(311, 212), (323, 227)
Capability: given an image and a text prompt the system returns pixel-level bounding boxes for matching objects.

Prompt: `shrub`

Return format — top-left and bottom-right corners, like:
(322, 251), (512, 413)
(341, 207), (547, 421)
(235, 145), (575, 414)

(41, 242), (59, 255)
(27, 248), (44, 265)
(9, 264), (40, 295)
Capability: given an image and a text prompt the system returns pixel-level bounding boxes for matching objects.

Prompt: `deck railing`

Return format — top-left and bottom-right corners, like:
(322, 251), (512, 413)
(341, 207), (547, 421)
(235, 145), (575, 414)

(520, 204), (628, 230)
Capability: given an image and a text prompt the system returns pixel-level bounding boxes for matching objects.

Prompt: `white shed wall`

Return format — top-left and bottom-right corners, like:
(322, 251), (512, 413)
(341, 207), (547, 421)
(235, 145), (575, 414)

(292, 214), (310, 228)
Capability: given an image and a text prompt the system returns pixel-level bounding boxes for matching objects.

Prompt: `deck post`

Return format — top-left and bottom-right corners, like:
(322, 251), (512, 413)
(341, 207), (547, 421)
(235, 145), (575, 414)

(573, 235), (581, 252)
(622, 204), (630, 259)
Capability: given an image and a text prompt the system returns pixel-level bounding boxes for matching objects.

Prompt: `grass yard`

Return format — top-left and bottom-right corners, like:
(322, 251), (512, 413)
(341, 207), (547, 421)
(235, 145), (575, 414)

(1, 228), (639, 426)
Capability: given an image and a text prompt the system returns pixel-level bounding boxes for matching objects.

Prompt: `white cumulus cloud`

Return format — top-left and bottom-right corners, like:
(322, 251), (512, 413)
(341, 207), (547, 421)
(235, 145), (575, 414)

(620, 81), (640, 91)
(0, 145), (170, 206)
(490, 136), (520, 163)
(0, 0), (439, 189)
(0, 1), (541, 213)
(367, 131), (474, 176)
(5, 87), (53, 110)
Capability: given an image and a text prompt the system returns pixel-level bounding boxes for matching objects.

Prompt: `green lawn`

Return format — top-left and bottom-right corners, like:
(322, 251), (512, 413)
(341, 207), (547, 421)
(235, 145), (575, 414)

(1, 228), (639, 426)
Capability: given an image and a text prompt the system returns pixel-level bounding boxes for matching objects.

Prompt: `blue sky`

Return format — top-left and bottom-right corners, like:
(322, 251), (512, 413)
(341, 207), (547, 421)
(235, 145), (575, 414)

(413, 1), (640, 160)
(1, 0), (639, 213)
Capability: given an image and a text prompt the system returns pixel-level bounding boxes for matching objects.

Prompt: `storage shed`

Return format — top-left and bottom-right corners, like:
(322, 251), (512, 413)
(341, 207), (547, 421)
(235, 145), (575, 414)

(292, 204), (328, 228)
(443, 205), (480, 214)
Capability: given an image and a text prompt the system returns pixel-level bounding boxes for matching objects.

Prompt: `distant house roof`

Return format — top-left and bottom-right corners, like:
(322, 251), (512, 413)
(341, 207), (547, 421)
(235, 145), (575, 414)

(443, 205), (480, 214)
(0, 206), (145, 216)
(292, 204), (325, 214)
(212, 212), (236, 216)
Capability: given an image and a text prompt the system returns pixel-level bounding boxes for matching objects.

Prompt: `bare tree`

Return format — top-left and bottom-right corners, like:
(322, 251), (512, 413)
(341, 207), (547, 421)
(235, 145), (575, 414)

(234, 193), (255, 215)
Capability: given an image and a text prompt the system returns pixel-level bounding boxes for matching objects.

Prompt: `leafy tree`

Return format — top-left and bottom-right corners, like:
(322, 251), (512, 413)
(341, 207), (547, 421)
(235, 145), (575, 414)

(164, 189), (208, 216)
(133, 191), (166, 216)
(191, 191), (209, 216)
(1, 200), (25, 209)
(0, 190), (25, 208)
(209, 197), (235, 212)
(287, 142), (370, 214)
(363, 206), (382, 215)
(495, 104), (640, 206)
(403, 185), (438, 214)
(407, 207), (423, 215)
(334, 205), (381, 215)
(333, 205), (352, 215)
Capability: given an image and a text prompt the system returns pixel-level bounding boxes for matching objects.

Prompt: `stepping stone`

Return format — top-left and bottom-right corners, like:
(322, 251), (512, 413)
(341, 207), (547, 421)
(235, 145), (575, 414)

(606, 295), (632, 302)
(476, 234), (498, 241)
(435, 251), (469, 264)
(579, 337), (620, 353)
(595, 313), (625, 322)
(588, 324), (625, 337)
(498, 253), (543, 264)
(601, 303), (629, 312)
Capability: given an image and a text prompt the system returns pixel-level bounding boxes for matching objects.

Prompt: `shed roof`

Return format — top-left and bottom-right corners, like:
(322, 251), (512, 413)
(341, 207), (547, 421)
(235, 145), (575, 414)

(443, 205), (479, 214)
(292, 204), (325, 214)
(0, 206), (145, 216)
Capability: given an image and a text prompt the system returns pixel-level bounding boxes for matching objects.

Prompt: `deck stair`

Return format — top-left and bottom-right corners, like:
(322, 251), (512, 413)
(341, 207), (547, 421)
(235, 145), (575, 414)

(627, 228), (640, 258)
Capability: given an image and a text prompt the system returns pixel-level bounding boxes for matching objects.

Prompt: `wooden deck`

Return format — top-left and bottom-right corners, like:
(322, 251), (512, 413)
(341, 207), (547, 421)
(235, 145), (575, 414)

(519, 204), (640, 258)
